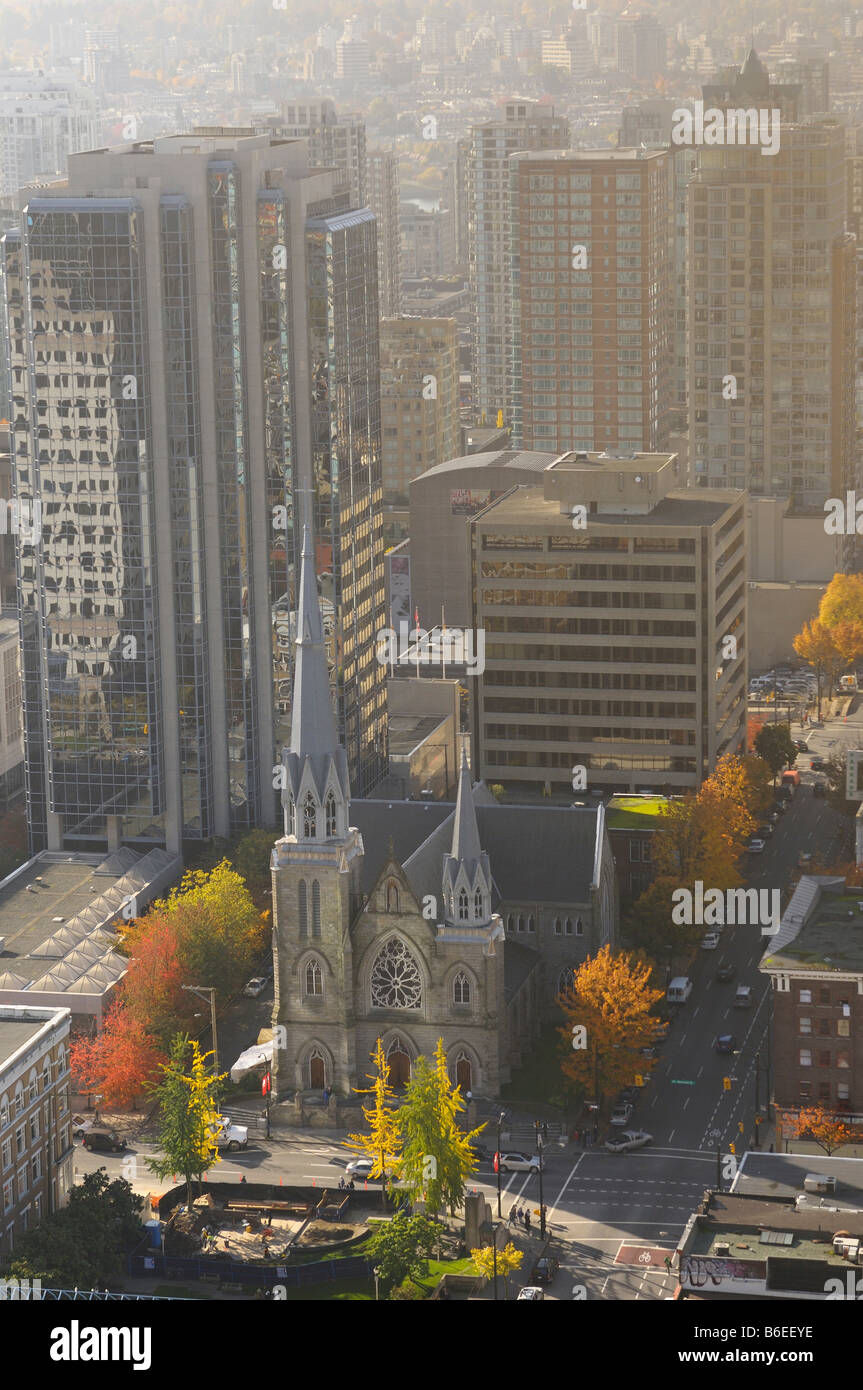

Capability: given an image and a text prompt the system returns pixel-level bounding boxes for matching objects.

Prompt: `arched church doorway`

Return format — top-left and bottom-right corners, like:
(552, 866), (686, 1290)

(455, 1053), (472, 1094)
(308, 1050), (326, 1090)
(386, 1038), (411, 1088)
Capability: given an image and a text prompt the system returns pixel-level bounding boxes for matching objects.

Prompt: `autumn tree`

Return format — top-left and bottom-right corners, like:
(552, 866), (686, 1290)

(754, 724), (797, 784)
(623, 875), (703, 956)
(70, 1003), (166, 1110)
(558, 946), (665, 1104)
(120, 914), (192, 1047)
(818, 573), (863, 632)
(793, 618), (843, 711)
(784, 1106), (859, 1156)
(147, 1036), (226, 1203)
(158, 859), (264, 999)
(399, 1039), (485, 1215)
(471, 1241), (524, 1300)
(344, 1038), (403, 1207)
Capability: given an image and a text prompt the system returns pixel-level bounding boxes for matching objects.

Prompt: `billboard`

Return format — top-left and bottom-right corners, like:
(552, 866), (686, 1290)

(450, 488), (503, 516)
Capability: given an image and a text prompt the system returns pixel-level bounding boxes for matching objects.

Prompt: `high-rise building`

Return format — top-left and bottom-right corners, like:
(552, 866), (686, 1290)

(445, 138), (471, 274)
(367, 149), (400, 316)
(269, 101), (367, 206)
(400, 202), (455, 278)
(615, 13), (667, 80)
(82, 29), (129, 92)
(509, 148), (672, 454)
(469, 101), (570, 425)
(688, 53), (857, 515)
(379, 317), (459, 503)
(335, 36), (371, 83)
(0, 73), (101, 198)
(470, 451), (747, 797)
(1, 130), (386, 856)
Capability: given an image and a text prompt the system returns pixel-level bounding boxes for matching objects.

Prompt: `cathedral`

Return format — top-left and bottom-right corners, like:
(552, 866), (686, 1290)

(270, 527), (618, 1100)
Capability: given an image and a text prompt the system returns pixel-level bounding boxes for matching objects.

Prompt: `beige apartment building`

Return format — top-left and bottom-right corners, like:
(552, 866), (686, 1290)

(508, 148), (672, 456)
(470, 451), (747, 796)
(380, 317), (459, 503)
(0, 1005), (73, 1259)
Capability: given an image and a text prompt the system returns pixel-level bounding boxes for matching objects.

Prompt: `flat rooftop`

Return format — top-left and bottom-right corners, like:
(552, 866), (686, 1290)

(0, 857), (108, 980)
(471, 486), (738, 529)
(736, 1152), (863, 1206)
(0, 1016), (44, 1068)
(688, 1191), (863, 1263)
(762, 889), (863, 973)
(388, 714), (447, 755)
(606, 795), (670, 830)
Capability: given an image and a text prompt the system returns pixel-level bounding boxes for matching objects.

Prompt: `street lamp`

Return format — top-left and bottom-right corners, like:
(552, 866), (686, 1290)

(182, 985), (219, 1075)
(535, 1120), (546, 1239)
(374, 1266), (380, 1301)
(496, 1110), (506, 1218)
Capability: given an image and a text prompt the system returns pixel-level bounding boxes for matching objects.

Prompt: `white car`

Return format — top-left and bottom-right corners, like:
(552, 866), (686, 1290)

(72, 1114), (98, 1140)
(516, 1286), (545, 1300)
(346, 1157), (375, 1179)
(242, 976), (267, 998)
(610, 1101), (633, 1127)
(747, 838), (766, 854)
(499, 1152), (542, 1174)
(701, 932), (721, 950)
(605, 1129), (653, 1154)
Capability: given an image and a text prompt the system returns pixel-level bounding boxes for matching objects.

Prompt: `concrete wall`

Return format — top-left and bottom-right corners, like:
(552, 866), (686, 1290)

(748, 496), (838, 583)
(748, 582), (825, 670)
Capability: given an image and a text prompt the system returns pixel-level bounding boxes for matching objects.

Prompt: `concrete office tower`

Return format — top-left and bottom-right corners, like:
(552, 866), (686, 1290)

(688, 53), (857, 514)
(468, 101), (570, 425)
(615, 13), (667, 80)
(379, 317), (459, 503)
(272, 101), (367, 206)
(400, 202), (455, 278)
(367, 149), (401, 317)
(445, 138), (471, 274)
(470, 452), (747, 797)
(0, 73), (101, 198)
(336, 36), (371, 83)
(509, 148), (672, 455)
(1, 129), (386, 856)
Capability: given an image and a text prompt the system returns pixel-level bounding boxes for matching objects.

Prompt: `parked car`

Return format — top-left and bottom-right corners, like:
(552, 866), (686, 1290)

(757, 823), (774, 838)
(605, 1129), (653, 1153)
(72, 1115), (98, 1140)
(747, 838), (766, 854)
(499, 1152), (543, 1174)
(701, 932), (721, 950)
(242, 976), (267, 998)
(610, 1101), (633, 1127)
(618, 1086), (639, 1105)
(772, 799), (788, 814)
(516, 1286), (545, 1300)
(345, 1157), (399, 1182)
(82, 1127), (126, 1153)
(794, 739), (810, 753)
(813, 780), (826, 798)
(810, 756), (825, 772)
(716, 963), (736, 983)
(714, 1033), (736, 1054)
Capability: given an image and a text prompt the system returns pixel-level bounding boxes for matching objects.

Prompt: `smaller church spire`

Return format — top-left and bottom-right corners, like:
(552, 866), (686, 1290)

(442, 749), (492, 927)
(290, 523), (340, 760)
(451, 748), (482, 866)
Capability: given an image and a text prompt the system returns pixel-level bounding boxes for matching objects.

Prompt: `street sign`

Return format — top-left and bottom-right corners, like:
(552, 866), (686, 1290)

(671, 1079), (695, 1086)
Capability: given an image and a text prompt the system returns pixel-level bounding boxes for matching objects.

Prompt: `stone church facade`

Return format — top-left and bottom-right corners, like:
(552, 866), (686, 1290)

(271, 526), (618, 1101)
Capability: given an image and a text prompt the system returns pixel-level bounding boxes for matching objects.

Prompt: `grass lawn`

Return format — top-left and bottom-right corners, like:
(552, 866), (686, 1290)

(414, 1255), (477, 1292)
(278, 1279), (374, 1300)
(605, 795), (667, 829)
(290, 1232), (372, 1264)
(501, 1024), (570, 1110)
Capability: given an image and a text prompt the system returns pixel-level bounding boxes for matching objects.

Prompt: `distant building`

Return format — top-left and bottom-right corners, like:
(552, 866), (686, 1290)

(615, 13), (667, 80)
(380, 317), (459, 504)
(0, 73), (101, 198)
(0, 1004), (74, 1258)
(400, 202), (455, 279)
(367, 150), (401, 316)
(0, 618), (24, 810)
(268, 100), (367, 205)
(336, 36), (371, 82)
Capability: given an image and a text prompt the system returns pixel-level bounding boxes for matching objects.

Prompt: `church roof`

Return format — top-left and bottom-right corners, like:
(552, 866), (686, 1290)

(504, 940), (541, 1001)
(350, 797), (602, 910)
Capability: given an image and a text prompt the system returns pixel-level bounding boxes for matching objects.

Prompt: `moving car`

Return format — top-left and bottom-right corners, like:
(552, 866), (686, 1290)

(734, 985), (753, 1009)
(605, 1129), (652, 1153)
(82, 1127), (126, 1153)
(532, 1256), (559, 1285)
(772, 799), (788, 815)
(757, 823), (774, 838)
(666, 976), (693, 1004)
(242, 976), (267, 998)
(701, 932), (721, 950)
(516, 1286), (545, 1301)
(716, 963), (736, 983)
(809, 756), (825, 772)
(499, 1152), (543, 1174)
(747, 838), (766, 854)
(72, 1115), (98, 1140)
(346, 1157), (376, 1179)
(610, 1101), (633, 1127)
(714, 1033), (736, 1054)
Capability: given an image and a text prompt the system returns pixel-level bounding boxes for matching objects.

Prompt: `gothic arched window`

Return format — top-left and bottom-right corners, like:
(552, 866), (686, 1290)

(370, 938), (422, 1010)
(558, 966), (575, 996)
(305, 959), (323, 996)
(303, 792), (317, 839)
(453, 971), (470, 1005)
(473, 888), (484, 919)
(325, 791), (337, 837)
(290, 799), (297, 836)
(312, 880), (321, 938)
(457, 889), (469, 921)
(298, 879), (308, 938)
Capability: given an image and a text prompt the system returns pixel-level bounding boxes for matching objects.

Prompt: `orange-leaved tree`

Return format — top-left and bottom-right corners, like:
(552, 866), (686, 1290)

(784, 1106), (859, 1156)
(558, 945), (665, 1104)
(70, 1002), (167, 1110)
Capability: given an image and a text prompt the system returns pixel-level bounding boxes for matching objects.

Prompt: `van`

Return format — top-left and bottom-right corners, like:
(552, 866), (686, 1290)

(667, 976), (693, 1004)
(734, 985), (752, 1009)
(781, 770), (801, 788)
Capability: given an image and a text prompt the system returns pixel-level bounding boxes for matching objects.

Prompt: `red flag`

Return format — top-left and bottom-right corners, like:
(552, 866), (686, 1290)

(493, 1151), (500, 1173)
(262, 1072), (271, 1097)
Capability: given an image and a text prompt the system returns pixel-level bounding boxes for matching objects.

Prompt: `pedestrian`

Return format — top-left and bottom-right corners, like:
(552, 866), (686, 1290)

(524, 1209), (531, 1232)
(542, 1121), (548, 1141)
(663, 1255), (672, 1274)
(348, 1177), (355, 1191)
(509, 1205), (517, 1225)
(240, 1174), (247, 1184)
(263, 1241), (270, 1259)
(322, 1087), (329, 1104)
(223, 1239), (230, 1252)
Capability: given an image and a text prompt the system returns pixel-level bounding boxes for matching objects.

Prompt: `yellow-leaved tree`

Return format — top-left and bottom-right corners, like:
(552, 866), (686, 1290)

(558, 946), (665, 1104)
(471, 1241), (524, 1300)
(344, 1039), (403, 1207)
(399, 1039), (485, 1215)
(147, 1036), (226, 1204)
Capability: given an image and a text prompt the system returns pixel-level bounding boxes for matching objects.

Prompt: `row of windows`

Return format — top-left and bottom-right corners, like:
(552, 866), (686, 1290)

(301, 954), (473, 1007)
(0, 1052), (67, 1129)
(506, 914), (583, 937)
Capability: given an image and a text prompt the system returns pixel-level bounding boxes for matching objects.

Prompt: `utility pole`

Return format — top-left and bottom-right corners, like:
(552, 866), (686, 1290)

(181, 985), (219, 1075)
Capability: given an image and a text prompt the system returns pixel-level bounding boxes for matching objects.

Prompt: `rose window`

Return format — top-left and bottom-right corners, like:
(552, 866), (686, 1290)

(370, 938), (422, 1009)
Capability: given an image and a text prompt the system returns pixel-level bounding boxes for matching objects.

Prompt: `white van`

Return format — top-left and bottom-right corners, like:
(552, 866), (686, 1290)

(734, 985), (752, 1008)
(667, 976), (693, 1004)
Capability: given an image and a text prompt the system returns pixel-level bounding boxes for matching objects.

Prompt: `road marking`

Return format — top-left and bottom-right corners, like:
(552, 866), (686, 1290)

(668, 1129), (675, 1143)
(697, 1065), (704, 1078)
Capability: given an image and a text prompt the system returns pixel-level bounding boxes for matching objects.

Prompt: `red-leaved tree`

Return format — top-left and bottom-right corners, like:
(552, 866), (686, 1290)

(122, 914), (195, 1046)
(71, 1003), (167, 1110)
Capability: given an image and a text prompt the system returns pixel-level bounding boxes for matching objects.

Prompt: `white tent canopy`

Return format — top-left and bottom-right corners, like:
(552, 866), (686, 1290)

(229, 1040), (274, 1084)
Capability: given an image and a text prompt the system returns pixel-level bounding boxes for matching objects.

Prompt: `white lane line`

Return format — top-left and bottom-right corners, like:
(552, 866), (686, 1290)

(697, 1065), (704, 1078)
(668, 1130), (676, 1143)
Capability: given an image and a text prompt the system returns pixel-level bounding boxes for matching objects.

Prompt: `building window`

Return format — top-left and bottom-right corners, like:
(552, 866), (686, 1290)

(15, 1126), (24, 1157)
(325, 792), (337, 837)
(0, 1102), (8, 1131)
(41, 1062), (50, 1091)
(454, 972), (471, 1005)
(818, 1019), (830, 1037)
(817, 1051), (831, 1068)
(370, 938), (423, 1010)
(799, 1049), (812, 1067)
(799, 1017), (811, 1034)
(837, 1050), (850, 1069)
(30, 1153), (41, 1184)
(303, 792), (317, 839)
(387, 881), (400, 913)
(554, 918), (562, 936)
(305, 960), (323, 996)
(312, 880), (321, 938)
(798, 1081), (811, 1101)
(56, 1047), (66, 1077)
(517, 915), (525, 933)
(575, 918), (583, 937)
(564, 918), (573, 935)
(798, 989), (812, 1004)
(28, 1116), (38, 1145)
(558, 966), (575, 995)
(819, 987), (831, 1004)
(817, 1082), (831, 1101)
(838, 1082), (850, 1102)
(1, 1139), (10, 1171)
(838, 1018), (851, 1037)
(13, 1085), (23, 1117)
(474, 888), (484, 919)
(298, 880), (308, 938)
(2, 1178), (12, 1211)
(458, 890), (469, 921)
(528, 915), (535, 934)
(17, 1165), (27, 1197)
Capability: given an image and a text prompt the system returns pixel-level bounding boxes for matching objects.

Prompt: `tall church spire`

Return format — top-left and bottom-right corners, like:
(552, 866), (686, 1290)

(442, 751), (492, 927)
(282, 523), (350, 841)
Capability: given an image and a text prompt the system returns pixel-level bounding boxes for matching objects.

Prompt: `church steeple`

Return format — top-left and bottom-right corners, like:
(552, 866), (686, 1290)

(441, 750), (492, 927)
(282, 524), (350, 843)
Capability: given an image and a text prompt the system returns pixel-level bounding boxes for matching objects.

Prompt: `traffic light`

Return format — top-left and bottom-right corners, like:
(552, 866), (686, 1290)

(635, 1074), (644, 1087)
(723, 1077), (732, 1091)
(738, 1121), (745, 1133)
(728, 1142), (736, 1154)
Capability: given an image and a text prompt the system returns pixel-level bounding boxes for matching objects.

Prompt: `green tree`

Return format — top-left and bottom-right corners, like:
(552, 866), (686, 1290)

(6, 1171), (143, 1289)
(344, 1039), (403, 1207)
(753, 724), (797, 783)
(366, 1211), (439, 1290)
(147, 1036), (225, 1202)
(399, 1040), (484, 1215)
